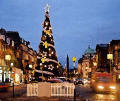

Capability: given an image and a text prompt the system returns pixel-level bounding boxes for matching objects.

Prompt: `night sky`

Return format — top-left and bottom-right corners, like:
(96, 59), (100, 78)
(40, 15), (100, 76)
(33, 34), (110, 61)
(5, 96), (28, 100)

(0, 0), (120, 68)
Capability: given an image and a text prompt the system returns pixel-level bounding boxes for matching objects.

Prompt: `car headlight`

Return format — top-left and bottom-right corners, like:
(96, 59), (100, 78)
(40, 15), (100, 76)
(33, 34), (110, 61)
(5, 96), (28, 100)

(109, 86), (116, 89)
(98, 85), (104, 89)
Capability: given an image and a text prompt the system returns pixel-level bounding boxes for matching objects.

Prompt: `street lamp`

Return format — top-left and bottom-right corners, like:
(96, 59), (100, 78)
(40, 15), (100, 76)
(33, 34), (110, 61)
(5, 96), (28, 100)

(11, 63), (14, 67)
(10, 64), (15, 98)
(5, 55), (15, 98)
(72, 57), (77, 75)
(29, 64), (32, 68)
(29, 64), (32, 81)
(93, 62), (97, 67)
(93, 62), (97, 72)
(40, 63), (44, 81)
(5, 54), (11, 61)
(107, 54), (113, 73)
(5, 54), (11, 70)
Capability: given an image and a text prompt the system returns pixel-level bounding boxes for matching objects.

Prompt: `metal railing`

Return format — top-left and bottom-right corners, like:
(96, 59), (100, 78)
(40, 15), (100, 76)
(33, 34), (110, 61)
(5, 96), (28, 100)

(27, 82), (75, 97)
(27, 83), (38, 96)
(51, 83), (75, 97)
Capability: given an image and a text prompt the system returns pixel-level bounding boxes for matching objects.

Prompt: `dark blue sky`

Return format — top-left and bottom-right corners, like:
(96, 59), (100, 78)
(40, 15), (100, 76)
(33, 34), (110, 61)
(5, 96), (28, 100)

(0, 0), (120, 68)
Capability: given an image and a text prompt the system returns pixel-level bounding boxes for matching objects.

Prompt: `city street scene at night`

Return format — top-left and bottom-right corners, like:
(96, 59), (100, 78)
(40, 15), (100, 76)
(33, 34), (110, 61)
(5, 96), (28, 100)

(0, 0), (120, 101)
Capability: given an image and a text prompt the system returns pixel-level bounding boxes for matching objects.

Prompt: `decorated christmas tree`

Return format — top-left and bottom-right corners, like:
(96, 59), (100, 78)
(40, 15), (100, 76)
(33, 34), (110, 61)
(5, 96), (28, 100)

(38, 4), (60, 76)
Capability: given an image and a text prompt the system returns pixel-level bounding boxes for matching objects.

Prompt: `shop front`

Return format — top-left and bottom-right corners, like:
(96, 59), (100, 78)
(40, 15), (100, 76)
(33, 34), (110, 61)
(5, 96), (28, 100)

(12, 67), (23, 85)
(0, 66), (11, 83)
(11, 67), (23, 85)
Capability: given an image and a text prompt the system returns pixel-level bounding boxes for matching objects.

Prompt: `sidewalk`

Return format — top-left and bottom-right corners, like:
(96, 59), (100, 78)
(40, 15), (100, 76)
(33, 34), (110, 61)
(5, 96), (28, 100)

(0, 84), (27, 101)
(7, 96), (83, 101)
(2, 83), (84, 101)
(6, 89), (83, 101)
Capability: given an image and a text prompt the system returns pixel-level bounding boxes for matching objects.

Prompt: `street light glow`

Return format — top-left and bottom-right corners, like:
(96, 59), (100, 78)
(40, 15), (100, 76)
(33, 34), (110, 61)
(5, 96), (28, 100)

(72, 57), (76, 62)
(11, 63), (14, 66)
(29, 64), (32, 68)
(93, 62), (97, 66)
(98, 85), (104, 89)
(109, 86), (116, 90)
(5, 55), (11, 61)
(107, 54), (113, 60)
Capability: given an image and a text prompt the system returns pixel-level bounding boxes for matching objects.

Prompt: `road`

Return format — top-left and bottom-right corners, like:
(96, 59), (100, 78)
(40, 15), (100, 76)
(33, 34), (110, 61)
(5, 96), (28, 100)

(0, 84), (27, 101)
(1, 83), (120, 101)
(76, 84), (120, 101)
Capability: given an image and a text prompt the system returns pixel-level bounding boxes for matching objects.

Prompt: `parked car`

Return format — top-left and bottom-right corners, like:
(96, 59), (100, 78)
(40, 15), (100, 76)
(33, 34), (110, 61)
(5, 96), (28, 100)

(74, 78), (84, 85)
(47, 78), (63, 83)
(0, 82), (9, 91)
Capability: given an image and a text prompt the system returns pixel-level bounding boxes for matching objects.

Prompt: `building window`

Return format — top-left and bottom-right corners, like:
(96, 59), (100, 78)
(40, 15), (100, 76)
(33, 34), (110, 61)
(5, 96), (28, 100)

(118, 51), (120, 63)
(6, 38), (10, 45)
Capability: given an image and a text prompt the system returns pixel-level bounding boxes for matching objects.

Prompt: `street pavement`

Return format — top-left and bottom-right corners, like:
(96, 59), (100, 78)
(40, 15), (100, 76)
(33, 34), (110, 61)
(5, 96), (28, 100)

(0, 84), (27, 101)
(5, 92), (83, 101)
(7, 96), (83, 101)
(1, 83), (120, 101)
(76, 84), (120, 101)
(0, 83), (83, 101)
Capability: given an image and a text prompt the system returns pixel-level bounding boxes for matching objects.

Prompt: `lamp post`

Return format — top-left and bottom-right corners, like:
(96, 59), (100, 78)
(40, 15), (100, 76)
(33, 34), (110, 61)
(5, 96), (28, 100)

(11, 68), (14, 98)
(107, 54), (113, 73)
(5, 54), (11, 61)
(5, 55), (11, 69)
(72, 57), (77, 101)
(5, 54), (11, 80)
(93, 62), (97, 72)
(40, 63), (43, 81)
(29, 64), (32, 81)
(72, 57), (77, 76)
(5, 54), (14, 97)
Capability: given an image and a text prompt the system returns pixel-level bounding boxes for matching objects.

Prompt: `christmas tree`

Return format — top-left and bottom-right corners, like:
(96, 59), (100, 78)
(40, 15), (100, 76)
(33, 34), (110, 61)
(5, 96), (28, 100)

(38, 4), (60, 76)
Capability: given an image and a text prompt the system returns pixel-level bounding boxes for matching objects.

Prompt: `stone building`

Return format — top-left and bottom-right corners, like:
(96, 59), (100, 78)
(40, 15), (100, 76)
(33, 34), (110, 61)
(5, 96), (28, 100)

(78, 46), (95, 79)
(0, 28), (37, 84)
(0, 28), (16, 84)
(108, 40), (120, 82)
(96, 44), (109, 72)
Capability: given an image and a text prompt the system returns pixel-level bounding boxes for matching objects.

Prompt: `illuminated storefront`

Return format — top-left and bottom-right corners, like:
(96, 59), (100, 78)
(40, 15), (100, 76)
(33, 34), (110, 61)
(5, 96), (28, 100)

(0, 66), (11, 83)
(12, 67), (23, 85)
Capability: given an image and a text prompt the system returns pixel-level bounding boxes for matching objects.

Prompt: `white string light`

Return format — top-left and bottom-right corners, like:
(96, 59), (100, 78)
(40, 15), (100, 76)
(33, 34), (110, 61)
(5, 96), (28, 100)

(40, 63), (42, 66)
(45, 22), (49, 25)
(49, 54), (51, 56)
(49, 48), (51, 51)
(48, 65), (54, 70)
(44, 65), (47, 67)
(51, 51), (54, 54)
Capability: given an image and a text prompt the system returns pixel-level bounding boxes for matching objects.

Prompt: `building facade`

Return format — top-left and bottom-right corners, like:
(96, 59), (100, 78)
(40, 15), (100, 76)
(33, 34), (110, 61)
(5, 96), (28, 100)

(109, 40), (120, 82)
(0, 28), (37, 84)
(78, 46), (95, 79)
(0, 28), (16, 84)
(96, 44), (109, 72)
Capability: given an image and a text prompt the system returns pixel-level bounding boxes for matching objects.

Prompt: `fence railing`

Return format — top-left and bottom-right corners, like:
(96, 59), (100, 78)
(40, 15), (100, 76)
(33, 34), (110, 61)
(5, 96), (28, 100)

(51, 83), (75, 97)
(27, 82), (75, 97)
(27, 83), (38, 96)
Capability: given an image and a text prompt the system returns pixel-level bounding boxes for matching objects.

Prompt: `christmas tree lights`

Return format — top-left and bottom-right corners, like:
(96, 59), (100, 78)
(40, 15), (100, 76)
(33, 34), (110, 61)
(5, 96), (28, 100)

(38, 4), (60, 76)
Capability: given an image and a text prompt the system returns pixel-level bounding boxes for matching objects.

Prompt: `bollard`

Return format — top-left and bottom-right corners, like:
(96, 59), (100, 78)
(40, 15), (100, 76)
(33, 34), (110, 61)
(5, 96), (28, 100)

(74, 88), (76, 101)
(13, 83), (14, 98)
